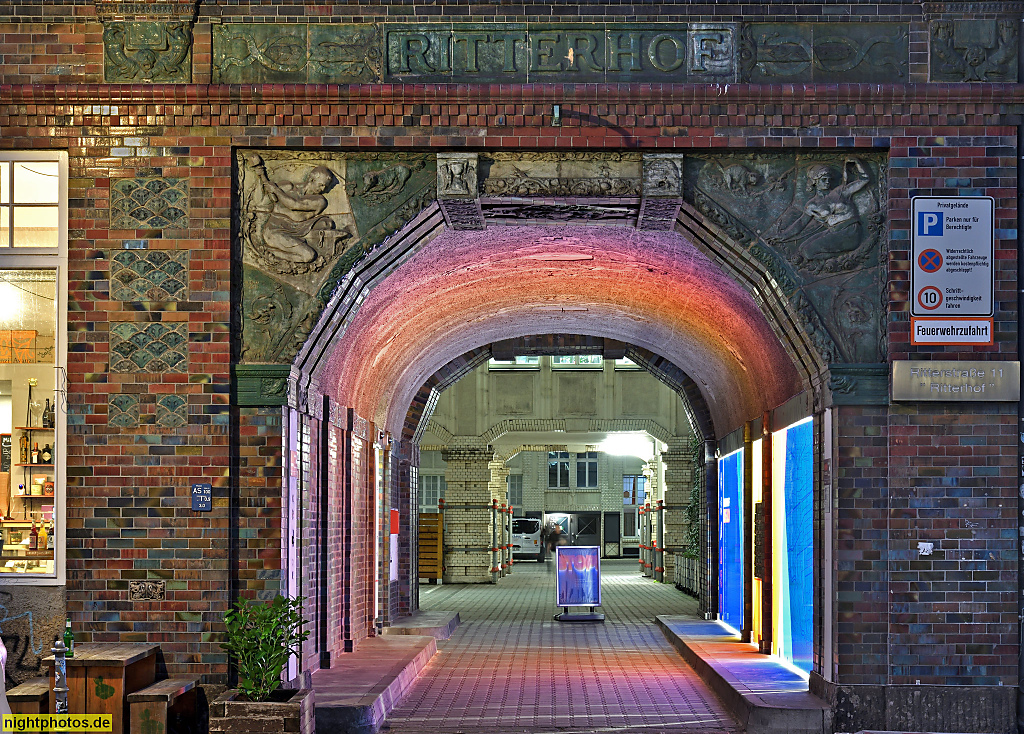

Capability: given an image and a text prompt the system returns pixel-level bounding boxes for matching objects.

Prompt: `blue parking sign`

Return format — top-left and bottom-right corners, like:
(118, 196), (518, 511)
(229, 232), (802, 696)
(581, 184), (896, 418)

(918, 211), (943, 236)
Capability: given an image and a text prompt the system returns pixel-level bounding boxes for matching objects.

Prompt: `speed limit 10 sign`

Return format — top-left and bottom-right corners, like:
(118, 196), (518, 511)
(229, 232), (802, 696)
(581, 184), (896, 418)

(911, 196), (994, 317)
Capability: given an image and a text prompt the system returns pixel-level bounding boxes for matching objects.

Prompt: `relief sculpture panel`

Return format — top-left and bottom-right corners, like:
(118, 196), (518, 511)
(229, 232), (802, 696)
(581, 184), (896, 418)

(237, 151), (436, 364)
(686, 153), (887, 365)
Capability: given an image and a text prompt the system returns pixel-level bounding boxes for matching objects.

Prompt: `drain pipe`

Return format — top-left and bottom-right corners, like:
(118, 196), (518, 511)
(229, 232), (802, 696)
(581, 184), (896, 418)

(1016, 122), (1024, 734)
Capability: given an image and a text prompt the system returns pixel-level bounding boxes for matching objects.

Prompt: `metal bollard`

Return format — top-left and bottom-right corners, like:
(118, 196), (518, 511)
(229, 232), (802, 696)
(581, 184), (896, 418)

(52, 639), (68, 714)
(491, 499), (499, 583)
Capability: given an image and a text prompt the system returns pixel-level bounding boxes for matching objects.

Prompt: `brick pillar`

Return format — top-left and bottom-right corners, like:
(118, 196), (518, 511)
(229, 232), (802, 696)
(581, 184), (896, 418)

(661, 443), (693, 585)
(488, 456), (510, 576)
(441, 445), (494, 583)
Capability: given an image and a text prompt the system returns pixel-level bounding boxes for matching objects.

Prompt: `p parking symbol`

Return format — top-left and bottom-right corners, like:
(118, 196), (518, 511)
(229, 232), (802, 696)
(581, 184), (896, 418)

(918, 211), (943, 236)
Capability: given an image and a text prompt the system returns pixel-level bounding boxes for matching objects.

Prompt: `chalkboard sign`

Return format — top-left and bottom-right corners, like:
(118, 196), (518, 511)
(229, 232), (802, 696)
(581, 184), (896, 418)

(191, 483), (212, 512)
(0, 434), (10, 473)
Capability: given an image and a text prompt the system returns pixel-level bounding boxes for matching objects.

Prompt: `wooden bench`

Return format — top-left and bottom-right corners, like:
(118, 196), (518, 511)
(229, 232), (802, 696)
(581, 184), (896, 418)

(7, 676), (49, 714)
(127, 677), (199, 734)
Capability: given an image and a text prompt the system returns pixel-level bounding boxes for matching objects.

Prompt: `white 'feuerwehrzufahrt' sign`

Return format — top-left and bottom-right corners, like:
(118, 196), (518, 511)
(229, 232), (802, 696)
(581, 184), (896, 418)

(911, 196), (994, 317)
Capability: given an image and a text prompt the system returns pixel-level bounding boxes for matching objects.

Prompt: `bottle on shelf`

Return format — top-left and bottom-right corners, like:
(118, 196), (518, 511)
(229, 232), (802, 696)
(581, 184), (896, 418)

(47, 519), (54, 550)
(18, 434), (28, 464)
(42, 399), (52, 429)
(30, 443), (38, 464)
(41, 444), (52, 464)
(28, 521), (38, 551)
(17, 484), (24, 497)
(38, 522), (47, 551)
(63, 618), (74, 658)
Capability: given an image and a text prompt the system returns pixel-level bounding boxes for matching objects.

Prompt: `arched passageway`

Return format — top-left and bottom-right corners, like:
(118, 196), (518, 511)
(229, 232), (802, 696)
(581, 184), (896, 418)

(314, 224), (805, 439)
(289, 213), (823, 672)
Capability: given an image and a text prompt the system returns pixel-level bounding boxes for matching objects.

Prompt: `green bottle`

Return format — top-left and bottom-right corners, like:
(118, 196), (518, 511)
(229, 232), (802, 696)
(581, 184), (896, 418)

(63, 618), (74, 658)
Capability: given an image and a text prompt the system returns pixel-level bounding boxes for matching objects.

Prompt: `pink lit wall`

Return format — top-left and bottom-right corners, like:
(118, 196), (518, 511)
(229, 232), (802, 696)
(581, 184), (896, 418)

(318, 225), (803, 438)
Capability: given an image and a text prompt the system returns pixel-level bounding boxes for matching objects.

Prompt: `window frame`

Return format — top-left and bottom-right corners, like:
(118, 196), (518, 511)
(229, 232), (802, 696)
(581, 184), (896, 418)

(548, 451), (570, 489)
(576, 451), (599, 488)
(0, 150), (68, 586)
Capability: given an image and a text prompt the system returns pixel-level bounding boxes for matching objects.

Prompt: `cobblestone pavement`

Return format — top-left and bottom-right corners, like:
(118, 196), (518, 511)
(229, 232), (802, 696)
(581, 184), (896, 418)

(382, 558), (741, 734)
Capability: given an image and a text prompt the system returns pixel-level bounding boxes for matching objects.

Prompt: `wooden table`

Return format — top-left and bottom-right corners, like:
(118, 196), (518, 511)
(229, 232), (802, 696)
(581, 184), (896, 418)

(44, 643), (159, 734)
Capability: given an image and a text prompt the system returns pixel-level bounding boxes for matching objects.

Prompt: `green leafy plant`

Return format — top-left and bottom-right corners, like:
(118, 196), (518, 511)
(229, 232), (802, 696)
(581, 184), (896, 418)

(220, 595), (310, 702)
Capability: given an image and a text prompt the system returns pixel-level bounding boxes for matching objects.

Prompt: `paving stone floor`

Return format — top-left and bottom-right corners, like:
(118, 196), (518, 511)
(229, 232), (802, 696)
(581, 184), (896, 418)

(382, 558), (741, 734)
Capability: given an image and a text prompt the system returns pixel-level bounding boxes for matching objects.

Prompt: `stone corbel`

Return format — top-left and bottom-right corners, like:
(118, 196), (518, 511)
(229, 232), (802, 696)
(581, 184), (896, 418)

(638, 154), (685, 231)
(437, 153), (485, 231)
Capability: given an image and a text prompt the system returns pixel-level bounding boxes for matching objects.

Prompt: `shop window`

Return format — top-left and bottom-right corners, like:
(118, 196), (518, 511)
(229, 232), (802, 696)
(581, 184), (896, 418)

(576, 451), (598, 488)
(420, 474), (446, 511)
(0, 152), (66, 583)
(613, 358), (641, 369)
(548, 451), (569, 488)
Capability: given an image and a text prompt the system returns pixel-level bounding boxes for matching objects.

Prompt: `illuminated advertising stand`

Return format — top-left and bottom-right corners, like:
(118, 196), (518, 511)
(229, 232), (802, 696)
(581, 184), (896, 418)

(554, 546), (605, 622)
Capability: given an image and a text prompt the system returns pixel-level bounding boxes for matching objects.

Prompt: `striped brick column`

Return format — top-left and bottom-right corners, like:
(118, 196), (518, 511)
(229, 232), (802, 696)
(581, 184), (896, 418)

(488, 456), (511, 576)
(661, 443), (693, 585)
(441, 445), (495, 583)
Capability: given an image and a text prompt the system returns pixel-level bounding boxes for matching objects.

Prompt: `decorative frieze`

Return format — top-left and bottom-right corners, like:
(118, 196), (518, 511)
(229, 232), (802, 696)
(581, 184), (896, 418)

(739, 23), (909, 83)
(210, 21), (928, 85)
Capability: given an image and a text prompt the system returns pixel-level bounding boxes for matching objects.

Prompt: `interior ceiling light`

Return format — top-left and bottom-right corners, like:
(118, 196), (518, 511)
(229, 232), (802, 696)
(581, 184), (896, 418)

(597, 434), (654, 459)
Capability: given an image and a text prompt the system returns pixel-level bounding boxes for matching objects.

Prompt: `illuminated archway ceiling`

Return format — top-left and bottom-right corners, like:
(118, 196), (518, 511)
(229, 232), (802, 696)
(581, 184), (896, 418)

(319, 225), (802, 438)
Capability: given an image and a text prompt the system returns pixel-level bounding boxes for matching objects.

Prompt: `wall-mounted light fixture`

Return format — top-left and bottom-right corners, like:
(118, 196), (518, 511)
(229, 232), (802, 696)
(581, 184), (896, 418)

(551, 104), (561, 127)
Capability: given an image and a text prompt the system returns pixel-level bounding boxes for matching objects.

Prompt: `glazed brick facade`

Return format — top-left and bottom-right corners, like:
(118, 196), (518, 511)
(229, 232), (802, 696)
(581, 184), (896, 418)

(0, 11), (1020, 734)
(0, 85), (1013, 687)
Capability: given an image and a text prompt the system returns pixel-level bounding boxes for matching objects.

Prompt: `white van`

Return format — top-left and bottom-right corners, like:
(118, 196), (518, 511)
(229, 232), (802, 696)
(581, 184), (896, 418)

(511, 517), (544, 562)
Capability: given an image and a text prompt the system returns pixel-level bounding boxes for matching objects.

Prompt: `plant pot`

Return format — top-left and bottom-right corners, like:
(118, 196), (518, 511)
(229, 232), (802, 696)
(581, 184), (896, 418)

(209, 688), (314, 734)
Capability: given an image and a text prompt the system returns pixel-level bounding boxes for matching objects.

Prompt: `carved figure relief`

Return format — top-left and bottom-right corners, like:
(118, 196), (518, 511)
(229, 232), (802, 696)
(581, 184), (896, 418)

(103, 21), (193, 83)
(930, 20), (1018, 82)
(766, 158), (881, 274)
(346, 160), (426, 204)
(643, 156), (684, 197)
(687, 153), (886, 365)
(238, 151), (435, 364)
(239, 152), (352, 276)
(438, 154), (478, 197)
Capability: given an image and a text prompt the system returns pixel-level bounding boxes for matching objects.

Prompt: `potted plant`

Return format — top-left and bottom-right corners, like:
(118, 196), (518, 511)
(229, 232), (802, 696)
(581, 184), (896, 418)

(209, 595), (314, 734)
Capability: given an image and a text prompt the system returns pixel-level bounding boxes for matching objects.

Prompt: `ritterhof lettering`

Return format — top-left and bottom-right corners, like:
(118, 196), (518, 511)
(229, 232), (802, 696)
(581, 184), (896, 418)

(385, 26), (711, 83)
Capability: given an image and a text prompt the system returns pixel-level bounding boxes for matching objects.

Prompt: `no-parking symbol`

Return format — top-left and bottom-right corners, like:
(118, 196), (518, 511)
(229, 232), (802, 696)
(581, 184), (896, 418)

(918, 249), (942, 273)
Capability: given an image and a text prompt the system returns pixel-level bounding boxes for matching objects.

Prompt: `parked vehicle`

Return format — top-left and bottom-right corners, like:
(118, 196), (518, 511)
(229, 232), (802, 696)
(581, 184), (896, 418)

(511, 517), (544, 561)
